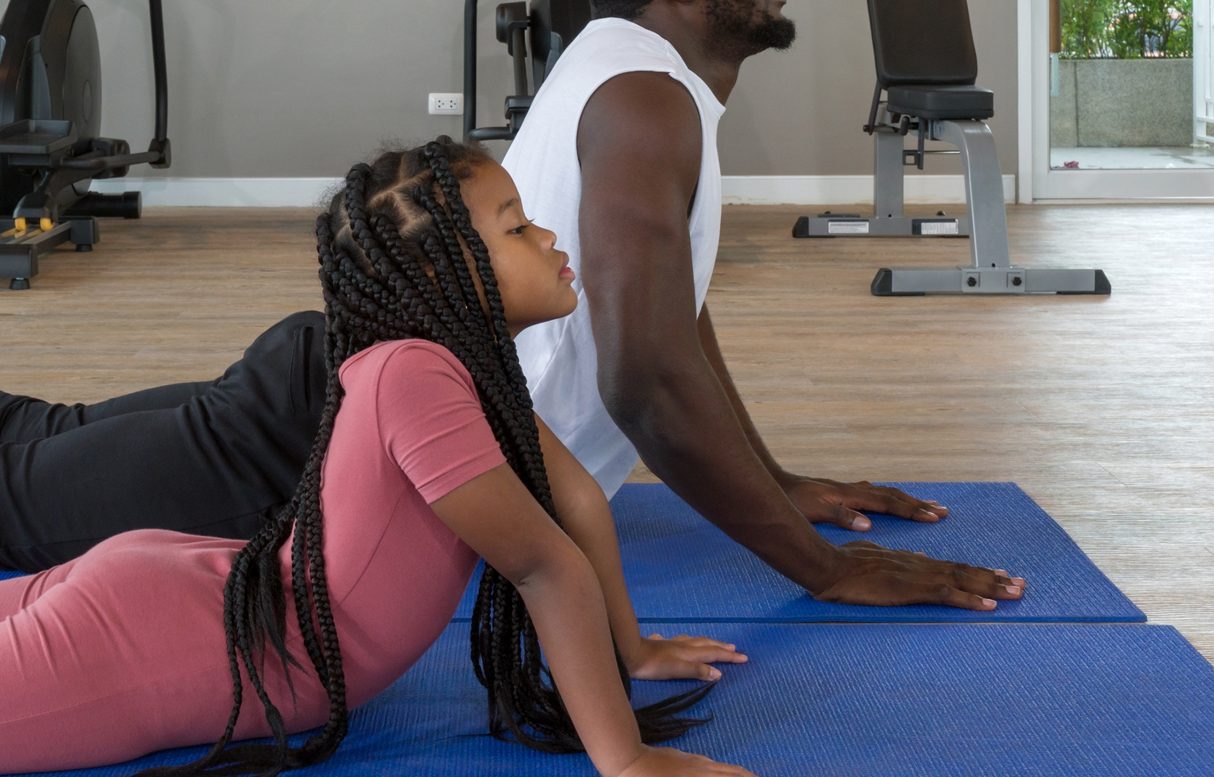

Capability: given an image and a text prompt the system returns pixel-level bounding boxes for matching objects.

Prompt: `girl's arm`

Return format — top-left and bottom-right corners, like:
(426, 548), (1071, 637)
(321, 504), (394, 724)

(533, 414), (747, 681)
(431, 463), (752, 777)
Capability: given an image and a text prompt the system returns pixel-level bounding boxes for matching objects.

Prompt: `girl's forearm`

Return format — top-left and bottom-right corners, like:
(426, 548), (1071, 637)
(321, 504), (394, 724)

(533, 414), (645, 665)
(517, 551), (643, 777)
(555, 493), (645, 667)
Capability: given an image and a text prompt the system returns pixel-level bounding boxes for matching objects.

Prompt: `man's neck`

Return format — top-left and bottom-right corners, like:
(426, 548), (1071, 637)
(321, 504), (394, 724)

(630, 12), (743, 104)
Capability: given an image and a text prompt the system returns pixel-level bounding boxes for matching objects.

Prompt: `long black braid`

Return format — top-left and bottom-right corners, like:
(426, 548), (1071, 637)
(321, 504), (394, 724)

(139, 138), (710, 776)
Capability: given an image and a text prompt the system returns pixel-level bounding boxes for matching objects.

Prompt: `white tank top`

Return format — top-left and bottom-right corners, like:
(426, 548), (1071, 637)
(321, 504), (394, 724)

(503, 18), (725, 498)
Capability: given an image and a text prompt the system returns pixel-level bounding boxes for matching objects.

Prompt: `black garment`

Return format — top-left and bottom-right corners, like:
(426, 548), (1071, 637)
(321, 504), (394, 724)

(0, 311), (328, 571)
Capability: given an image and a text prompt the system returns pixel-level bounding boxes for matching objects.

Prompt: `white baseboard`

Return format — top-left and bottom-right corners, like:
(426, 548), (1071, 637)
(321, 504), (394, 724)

(93, 174), (1017, 208)
(721, 175), (1017, 206)
(90, 177), (341, 208)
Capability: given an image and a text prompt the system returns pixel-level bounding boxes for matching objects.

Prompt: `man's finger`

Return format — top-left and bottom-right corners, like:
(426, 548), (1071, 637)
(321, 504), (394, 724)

(950, 572), (1024, 600)
(927, 584), (998, 610)
(800, 493), (872, 529)
(892, 496), (948, 520)
(829, 502), (871, 531)
(947, 564), (1027, 598)
(847, 484), (950, 521)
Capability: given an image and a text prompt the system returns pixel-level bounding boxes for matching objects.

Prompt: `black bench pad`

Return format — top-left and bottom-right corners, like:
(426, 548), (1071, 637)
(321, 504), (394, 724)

(886, 84), (994, 120)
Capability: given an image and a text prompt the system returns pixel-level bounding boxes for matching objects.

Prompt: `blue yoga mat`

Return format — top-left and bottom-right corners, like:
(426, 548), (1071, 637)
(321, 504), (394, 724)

(26, 622), (1214, 776)
(454, 482), (1144, 624)
(3, 483), (1141, 623)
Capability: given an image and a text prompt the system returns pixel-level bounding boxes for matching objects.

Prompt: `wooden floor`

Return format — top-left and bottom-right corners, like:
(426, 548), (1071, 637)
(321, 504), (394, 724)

(3, 203), (1212, 660)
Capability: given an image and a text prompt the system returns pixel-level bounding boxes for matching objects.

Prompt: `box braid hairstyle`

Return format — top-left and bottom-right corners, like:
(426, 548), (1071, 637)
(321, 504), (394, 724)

(138, 138), (711, 777)
(591, 0), (654, 20)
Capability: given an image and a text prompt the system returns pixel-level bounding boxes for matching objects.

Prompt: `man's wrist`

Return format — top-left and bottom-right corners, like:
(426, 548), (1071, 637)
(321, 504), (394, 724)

(773, 468), (804, 490)
(801, 541), (847, 597)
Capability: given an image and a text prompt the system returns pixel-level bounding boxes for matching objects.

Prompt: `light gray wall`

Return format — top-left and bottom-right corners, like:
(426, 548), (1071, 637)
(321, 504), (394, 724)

(722, 0), (1020, 176)
(86, 1), (1019, 179)
(89, 0), (514, 178)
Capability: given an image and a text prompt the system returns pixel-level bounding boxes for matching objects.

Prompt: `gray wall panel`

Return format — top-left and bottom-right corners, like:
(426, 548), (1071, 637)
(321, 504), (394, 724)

(719, 0), (1019, 176)
(80, 1), (1018, 179)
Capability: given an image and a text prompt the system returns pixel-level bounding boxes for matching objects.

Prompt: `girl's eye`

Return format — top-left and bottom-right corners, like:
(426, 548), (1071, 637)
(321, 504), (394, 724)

(509, 224), (529, 235)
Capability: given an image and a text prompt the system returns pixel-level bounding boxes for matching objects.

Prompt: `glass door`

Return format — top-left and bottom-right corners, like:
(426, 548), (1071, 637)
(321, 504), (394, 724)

(1029, 0), (1214, 198)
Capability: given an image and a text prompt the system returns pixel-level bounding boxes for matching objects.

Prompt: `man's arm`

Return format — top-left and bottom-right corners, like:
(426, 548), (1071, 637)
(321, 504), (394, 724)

(697, 305), (949, 531)
(576, 71), (1024, 607)
(577, 72), (845, 594)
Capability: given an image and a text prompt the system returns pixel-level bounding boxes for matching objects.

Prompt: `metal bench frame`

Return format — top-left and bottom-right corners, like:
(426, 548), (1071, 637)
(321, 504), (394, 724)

(795, 0), (1109, 295)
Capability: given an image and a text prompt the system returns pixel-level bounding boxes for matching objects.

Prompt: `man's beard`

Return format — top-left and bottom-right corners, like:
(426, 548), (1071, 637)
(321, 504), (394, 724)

(706, 0), (797, 57)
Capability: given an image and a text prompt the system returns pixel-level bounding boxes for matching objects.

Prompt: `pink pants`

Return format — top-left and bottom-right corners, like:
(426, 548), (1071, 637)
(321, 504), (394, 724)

(0, 530), (329, 773)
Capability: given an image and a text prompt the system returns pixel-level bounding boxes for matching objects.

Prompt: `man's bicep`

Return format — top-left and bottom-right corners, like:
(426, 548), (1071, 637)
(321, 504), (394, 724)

(576, 71), (702, 179)
(577, 71), (701, 268)
(576, 72), (704, 354)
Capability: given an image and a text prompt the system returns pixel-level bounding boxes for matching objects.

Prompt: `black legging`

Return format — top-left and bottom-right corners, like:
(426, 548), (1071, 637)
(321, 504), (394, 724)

(0, 311), (327, 571)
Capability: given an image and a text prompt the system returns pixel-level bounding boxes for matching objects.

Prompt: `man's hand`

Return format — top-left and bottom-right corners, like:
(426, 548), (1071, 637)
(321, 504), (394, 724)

(815, 540), (1026, 609)
(781, 475), (949, 531)
(625, 633), (748, 682)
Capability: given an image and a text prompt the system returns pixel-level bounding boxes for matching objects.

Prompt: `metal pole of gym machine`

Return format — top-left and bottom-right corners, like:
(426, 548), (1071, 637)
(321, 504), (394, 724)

(150, 0), (167, 144)
(463, 0), (477, 140)
(149, 0), (170, 165)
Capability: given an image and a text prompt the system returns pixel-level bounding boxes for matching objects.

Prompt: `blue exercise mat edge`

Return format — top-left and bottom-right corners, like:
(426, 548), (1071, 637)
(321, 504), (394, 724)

(22, 621), (1214, 777)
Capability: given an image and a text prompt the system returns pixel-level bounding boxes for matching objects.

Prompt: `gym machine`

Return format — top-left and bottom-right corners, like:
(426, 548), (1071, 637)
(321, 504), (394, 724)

(795, 0), (1109, 295)
(462, 0), (591, 142)
(0, 0), (171, 290)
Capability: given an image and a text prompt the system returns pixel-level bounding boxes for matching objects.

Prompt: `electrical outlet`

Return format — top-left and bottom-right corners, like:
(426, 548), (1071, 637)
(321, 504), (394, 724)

(428, 93), (464, 116)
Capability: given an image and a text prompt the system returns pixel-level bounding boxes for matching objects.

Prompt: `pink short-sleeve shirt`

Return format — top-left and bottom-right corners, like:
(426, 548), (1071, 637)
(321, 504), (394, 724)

(309, 339), (507, 707)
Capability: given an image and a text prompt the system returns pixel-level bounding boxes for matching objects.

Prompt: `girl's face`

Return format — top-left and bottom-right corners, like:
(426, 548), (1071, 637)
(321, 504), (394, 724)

(461, 161), (577, 334)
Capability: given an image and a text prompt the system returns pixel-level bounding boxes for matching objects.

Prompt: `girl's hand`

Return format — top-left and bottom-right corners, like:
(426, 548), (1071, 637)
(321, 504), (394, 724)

(626, 633), (748, 681)
(615, 746), (758, 777)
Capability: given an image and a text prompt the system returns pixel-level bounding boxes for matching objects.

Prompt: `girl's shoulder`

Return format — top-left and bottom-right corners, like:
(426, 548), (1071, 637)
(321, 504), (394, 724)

(338, 339), (474, 396)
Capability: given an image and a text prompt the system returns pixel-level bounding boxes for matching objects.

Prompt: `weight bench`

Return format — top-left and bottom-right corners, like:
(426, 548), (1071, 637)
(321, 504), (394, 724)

(794, 0), (1110, 296)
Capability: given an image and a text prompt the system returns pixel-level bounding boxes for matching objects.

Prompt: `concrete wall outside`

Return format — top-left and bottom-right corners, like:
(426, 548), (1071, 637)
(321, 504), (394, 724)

(1050, 59), (1194, 147)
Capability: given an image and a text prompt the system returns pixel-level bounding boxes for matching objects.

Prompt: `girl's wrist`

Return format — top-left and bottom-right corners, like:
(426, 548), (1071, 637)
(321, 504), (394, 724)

(619, 632), (645, 673)
(621, 636), (640, 675)
(599, 743), (648, 777)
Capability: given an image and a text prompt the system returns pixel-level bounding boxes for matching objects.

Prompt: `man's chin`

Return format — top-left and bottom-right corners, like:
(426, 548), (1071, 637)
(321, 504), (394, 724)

(754, 17), (796, 52)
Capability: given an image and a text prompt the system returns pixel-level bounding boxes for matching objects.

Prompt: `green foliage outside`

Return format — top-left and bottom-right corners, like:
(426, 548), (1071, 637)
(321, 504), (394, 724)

(1060, 0), (1193, 58)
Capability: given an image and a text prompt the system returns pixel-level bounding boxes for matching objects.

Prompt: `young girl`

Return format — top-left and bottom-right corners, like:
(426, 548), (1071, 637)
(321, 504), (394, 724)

(0, 139), (754, 777)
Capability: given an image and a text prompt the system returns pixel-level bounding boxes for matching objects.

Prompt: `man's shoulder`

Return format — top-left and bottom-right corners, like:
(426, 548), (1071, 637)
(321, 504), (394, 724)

(569, 18), (676, 58)
(549, 18), (684, 86)
(578, 71), (701, 155)
(505, 21), (695, 172)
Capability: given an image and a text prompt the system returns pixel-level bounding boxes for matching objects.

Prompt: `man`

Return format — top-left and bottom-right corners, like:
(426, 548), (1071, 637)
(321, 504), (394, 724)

(0, 313), (325, 570)
(503, 0), (1025, 607)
